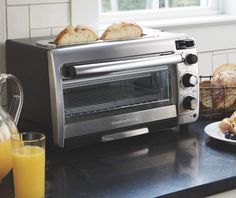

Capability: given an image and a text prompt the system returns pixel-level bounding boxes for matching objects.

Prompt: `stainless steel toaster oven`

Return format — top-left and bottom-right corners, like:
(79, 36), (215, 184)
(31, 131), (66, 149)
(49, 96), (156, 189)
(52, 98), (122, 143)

(6, 29), (199, 148)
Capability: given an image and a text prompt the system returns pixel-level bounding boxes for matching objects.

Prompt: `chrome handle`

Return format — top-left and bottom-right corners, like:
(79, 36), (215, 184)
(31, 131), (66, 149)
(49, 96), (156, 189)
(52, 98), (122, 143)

(66, 54), (183, 77)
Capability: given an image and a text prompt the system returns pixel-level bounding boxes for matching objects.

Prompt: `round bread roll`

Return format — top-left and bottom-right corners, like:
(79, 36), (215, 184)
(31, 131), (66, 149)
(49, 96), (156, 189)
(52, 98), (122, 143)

(211, 71), (236, 109)
(213, 64), (236, 76)
(200, 80), (213, 109)
(230, 111), (236, 124)
(54, 26), (98, 45)
(218, 118), (232, 133)
(100, 22), (143, 41)
(230, 123), (236, 135)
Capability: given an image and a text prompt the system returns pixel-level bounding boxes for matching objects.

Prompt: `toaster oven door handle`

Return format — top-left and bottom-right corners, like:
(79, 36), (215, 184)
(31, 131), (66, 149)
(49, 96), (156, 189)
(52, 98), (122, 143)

(67, 54), (183, 77)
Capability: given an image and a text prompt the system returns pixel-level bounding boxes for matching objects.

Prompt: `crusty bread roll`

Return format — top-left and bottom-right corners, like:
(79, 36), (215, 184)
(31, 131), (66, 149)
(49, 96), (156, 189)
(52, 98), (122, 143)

(200, 80), (213, 109)
(54, 26), (98, 45)
(211, 71), (236, 109)
(100, 22), (143, 41)
(230, 111), (236, 124)
(200, 67), (236, 110)
(213, 64), (236, 76)
(218, 111), (236, 135)
(218, 118), (232, 133)
(230, 112), (236, 135)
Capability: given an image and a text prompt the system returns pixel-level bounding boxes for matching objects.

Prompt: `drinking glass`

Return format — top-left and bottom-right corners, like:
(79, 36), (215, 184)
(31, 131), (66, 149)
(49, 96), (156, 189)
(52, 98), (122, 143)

(11, 132), (46, 198)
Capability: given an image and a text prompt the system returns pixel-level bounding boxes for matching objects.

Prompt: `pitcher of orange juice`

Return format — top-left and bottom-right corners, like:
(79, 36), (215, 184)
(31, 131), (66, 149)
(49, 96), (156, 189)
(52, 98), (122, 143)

(0, 74), (23, 182)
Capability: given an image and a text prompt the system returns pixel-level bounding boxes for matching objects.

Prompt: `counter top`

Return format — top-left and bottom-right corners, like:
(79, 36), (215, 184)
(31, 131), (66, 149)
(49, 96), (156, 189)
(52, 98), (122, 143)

(1, 119), (236, 198)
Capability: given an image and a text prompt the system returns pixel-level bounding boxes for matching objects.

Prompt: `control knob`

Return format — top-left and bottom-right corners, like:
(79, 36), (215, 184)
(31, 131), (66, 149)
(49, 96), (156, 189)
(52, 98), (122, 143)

(183, 96), (198, 110)
(185, 54), (198, 65)
(182, 73), (198, 87)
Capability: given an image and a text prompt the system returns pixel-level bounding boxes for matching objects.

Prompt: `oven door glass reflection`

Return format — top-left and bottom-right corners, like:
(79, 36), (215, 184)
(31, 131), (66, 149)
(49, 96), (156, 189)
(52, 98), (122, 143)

(63, 65), (177, 121)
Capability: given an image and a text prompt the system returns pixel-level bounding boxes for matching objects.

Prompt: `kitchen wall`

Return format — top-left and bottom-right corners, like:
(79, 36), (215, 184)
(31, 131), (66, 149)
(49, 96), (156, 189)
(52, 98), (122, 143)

(1, 0), (236, 77)
(6, 0), (70, 38)
(165, 23), (236, 76)
(0, 0), (71, 73)
(198, 49), (236, 76)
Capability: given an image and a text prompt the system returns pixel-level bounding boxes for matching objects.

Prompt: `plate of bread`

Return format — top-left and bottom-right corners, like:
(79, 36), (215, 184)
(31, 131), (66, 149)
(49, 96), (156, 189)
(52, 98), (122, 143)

(204, 111), (236, 145)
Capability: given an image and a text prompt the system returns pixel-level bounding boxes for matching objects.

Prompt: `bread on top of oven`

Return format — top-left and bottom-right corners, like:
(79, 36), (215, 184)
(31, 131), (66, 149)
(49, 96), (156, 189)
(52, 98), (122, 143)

(100, 22), (144, 41)
(54, 26), (98, 45)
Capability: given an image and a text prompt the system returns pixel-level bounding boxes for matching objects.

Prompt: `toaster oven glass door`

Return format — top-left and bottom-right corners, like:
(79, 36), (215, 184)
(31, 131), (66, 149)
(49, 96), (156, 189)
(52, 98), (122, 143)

(63, 64), (177, 121)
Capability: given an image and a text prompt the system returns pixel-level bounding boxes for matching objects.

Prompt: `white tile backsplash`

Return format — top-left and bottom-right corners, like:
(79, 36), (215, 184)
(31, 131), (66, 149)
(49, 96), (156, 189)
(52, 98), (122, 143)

(7, 0), (69, 5)
(0, 1), (6, 74)
(51, 26), (66, 36)
(198, 52), (213, 76)
(213, 49), (236, 55)
(228, 53), (236, 64)
(7, 6), (30, 39)
(31, 28), (51, 37)
(30, 3), (70, 29)
(212, 53), (228, 72)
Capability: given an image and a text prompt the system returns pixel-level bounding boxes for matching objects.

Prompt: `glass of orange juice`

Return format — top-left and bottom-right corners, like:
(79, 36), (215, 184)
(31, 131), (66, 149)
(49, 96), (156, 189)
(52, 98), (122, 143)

(11, 132), (46, 198)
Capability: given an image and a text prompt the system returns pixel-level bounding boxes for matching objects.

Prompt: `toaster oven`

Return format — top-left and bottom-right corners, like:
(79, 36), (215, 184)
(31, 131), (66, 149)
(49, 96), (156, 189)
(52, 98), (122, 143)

(6, 29), (199, 148)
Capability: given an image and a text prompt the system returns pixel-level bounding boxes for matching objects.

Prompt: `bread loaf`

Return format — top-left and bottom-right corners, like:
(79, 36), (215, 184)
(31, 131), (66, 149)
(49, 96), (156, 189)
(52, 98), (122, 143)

(200, 80), (213, 109)
(200, 63), (236, 110)
(100, 22), (143, 41)
(213, 64), (236, 76)
(211, 71), (236, 109)
(54, 26), (98, 45)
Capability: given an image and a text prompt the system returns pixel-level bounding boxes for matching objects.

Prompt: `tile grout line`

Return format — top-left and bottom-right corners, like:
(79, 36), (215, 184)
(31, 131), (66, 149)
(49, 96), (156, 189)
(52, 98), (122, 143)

(31, 26), (65, 30)
(28, 4), (31, 38)
(7, 2), (70, 7)
(5, 0), (8, 39)
(211, 51), (213, 74)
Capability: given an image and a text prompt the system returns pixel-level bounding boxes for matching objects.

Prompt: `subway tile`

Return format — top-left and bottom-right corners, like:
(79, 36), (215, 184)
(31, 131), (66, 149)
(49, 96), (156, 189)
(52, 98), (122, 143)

(51, 26), (65, 36)
(213, 49), (236, 55)
(30, 3), (70, 29)
(7, 0), (69, 5)
(228, 53), (236, 64)
(198, 52), (213, 76)
(7, 6), (29, 39)
(0, 0), (6, 43)
(31, 28), (51, 37)
(212, 54), (228, 73)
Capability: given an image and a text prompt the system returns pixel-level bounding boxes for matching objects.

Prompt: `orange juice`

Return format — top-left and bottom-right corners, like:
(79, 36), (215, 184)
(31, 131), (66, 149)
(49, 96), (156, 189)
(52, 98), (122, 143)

(0, 140), (12, 181)
(12, 146), (45, 198)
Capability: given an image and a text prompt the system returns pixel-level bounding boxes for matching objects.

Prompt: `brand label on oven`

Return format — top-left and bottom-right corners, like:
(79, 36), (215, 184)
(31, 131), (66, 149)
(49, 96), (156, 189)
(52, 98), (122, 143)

(111, 117), (139, 125)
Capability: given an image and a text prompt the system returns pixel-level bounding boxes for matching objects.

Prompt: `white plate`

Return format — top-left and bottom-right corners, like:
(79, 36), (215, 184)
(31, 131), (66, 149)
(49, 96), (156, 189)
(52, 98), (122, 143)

(204, 121), (236, 145)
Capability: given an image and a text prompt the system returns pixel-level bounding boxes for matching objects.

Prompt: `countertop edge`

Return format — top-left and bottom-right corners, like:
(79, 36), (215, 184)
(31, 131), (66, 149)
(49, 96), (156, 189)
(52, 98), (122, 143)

(158, 176), (236, 198)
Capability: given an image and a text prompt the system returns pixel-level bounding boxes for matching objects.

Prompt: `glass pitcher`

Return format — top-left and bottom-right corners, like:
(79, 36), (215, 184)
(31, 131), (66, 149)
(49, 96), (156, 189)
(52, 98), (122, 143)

(0, 74), (23, 182)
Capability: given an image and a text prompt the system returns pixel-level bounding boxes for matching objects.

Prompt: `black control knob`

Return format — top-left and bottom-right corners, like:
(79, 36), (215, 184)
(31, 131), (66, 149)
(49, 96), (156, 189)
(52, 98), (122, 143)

(183, 96), (198, 110)
(182, 73), (198, 87)
(185, 54), (198, 65)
